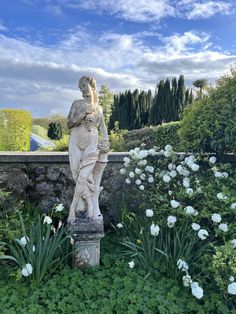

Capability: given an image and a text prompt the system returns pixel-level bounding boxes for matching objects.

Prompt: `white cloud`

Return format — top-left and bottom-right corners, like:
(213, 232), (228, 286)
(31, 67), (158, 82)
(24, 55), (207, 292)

(0, 20), (7, 32)
(187, 1), (232, 19)
(0, 29), (235, 116)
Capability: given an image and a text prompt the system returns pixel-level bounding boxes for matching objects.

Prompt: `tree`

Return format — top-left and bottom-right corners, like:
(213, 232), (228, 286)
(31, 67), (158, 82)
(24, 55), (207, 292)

(193, 79), (208, 98)
(47, 122), (63, 140)
(99, 85), (114, 126)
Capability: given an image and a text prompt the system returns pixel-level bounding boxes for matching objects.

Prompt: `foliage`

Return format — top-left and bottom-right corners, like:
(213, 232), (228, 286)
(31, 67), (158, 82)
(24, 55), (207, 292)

(193, 79), (208, 98)
(0, 233), (234, 313)
(33, 114), (68, 134)
(99, 85), (113, 126)
(32, 124), (49, 139)
(154, 121), (184, 151)
(0, 208), (72, 284)
(0, 109), (32, 151)
(109, 121), (127, 151)
(118, 144), (236, 300)
(180, 69), (236, 154)
(47, 122), (63, 140)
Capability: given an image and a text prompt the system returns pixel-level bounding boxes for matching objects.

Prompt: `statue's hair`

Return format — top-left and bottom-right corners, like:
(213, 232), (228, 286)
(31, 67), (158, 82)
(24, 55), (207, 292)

(78, 76), (96, 90)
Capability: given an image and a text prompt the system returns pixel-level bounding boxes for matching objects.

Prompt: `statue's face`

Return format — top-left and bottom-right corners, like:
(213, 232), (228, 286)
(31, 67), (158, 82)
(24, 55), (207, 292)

(80, 80), (93, 99)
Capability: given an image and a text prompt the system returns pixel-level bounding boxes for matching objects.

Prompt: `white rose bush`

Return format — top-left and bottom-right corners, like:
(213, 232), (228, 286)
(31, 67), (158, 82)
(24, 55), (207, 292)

(0, 204), (73, 284)
(118, 145), (236, 301)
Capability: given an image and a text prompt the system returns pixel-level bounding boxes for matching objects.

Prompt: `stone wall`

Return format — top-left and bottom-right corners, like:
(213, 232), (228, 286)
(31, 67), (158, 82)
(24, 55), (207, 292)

(0, 152), (127, 226)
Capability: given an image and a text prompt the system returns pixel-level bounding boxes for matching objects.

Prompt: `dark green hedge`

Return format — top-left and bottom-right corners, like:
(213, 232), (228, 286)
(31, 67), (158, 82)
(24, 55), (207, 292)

(0, 109), (32, 151)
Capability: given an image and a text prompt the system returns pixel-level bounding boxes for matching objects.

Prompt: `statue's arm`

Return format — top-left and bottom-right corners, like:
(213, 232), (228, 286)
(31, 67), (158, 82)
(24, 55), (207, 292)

(99, 107), (108, 139)
(67, 100), (86, 129)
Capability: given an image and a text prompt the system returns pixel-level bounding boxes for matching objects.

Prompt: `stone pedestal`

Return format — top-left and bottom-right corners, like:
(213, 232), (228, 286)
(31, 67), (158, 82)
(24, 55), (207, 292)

(68, 215), (104, 267)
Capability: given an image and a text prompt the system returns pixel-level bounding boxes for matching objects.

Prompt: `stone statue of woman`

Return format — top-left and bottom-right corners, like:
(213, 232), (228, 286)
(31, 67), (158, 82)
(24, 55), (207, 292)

(67, 76), (109, 223)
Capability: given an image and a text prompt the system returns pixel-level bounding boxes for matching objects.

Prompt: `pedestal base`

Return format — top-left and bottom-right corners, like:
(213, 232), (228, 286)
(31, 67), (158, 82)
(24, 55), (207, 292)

(68, 216), (104, 267)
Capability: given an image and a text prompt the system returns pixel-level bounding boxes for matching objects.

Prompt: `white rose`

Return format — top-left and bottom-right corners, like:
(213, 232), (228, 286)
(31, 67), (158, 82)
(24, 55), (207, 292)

(139, 185), (144, 190)
(120, 168), (126, 175)
(21, 263), (33, 277)
(229, 276), (235, 282)
(176, 165), (183, 175)
(230, 239), (236, 248)
(198, 229), (209, 240)
(124, 162), (129, 168)
(125, 178), (131, 184)
(140, 174), (146, 180)
(43, 216), (52, 224)
(167, 215), (177, 228)
(128, 260), (135, 268)
(185, 206), (196, 215)
(186, 188), (193, 195)
(191, 282), (204, 299)
(146, 209), (154, 217)
(197, 187), (202, 193)
(117, 223), (123, 228)
(135, 168), (142, 175)
(191, 223), (201, 231)
(145, 166), (154, 173)
(164, 151), (172, 157)
(217, 192), (228, 200)
(215, 172), (224, 178)
(139, 150), (148, 159)
(191, 164), (199, 171)
(135, 179), (142, 185)
(222, 172), (229, 178)
(218, 223), (228, 232)
(55, 203), (64, 212)
(183, 275), (192, 287)
(129, 172), (135, 178)
(183, 178), (190, 188)
(230, 203), (236, 209)
(170, 170), (177, 178)
(165, 144), (173, 152)
(228, 282), (236, 295)
(209, 156), (217, 164)
(150, 224), (160, 236)
(163, 175), (171, 183)
(168, 163), (175, 171)
(148, 149), (156, 156)
(211, 213), (222, 223)
(123, 157), (130, 164)
(170, 200), (180, 208)
(148, 176), (154, 183)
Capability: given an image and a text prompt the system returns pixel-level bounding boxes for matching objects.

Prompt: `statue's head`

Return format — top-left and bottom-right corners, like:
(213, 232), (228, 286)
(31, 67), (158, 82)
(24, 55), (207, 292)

(78, 76), (98, 104)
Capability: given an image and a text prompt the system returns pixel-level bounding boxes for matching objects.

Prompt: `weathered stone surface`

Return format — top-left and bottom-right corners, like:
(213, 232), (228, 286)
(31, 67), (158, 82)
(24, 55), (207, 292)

(46, 167), (60, 181)
(6, 169), (30, 194)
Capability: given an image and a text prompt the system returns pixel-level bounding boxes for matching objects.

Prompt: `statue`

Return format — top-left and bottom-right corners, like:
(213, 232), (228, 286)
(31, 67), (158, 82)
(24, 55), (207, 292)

(67, 76), (109, 223)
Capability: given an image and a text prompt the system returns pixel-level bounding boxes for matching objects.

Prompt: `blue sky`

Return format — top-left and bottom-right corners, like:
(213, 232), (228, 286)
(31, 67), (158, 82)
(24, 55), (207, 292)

(0, 0), (236, 117)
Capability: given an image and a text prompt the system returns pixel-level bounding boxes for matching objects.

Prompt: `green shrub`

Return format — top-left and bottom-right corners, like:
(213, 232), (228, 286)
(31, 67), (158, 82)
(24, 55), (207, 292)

(179, 69), (236, 154)
(47, 122), (63, 140)
(32, 125), (49, 139)
(154, 121), (184, 151)
(123, 126), (155, 151)
(0, 109), (32, 151)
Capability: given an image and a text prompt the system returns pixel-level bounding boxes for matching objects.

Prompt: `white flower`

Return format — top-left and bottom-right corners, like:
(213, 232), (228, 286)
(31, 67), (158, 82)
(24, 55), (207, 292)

(168, 190), (173, 196)
(21, 263), (33, 277)
(198, 229), (209, 240)
(185, 155), (196, 166)
(135, 179), (142, 185)
(215, 172), (224, 178)
(120, 168), (126, 175)
(32, 245), (36, 253)
(124, 162), (129, 168)
(182, 168), (190, 177)
(148, 149), (156, 156)
(177, 259), (189, 271)
(19, 236), (29, 246)
(163, 175), (171, 183)
(183, 275), (192, 287)
(211, 213), (222, 223)
(191, 282), (204, 299)
(183, 178), (190, 188)
(128, 260), (135, 269)
(125, 178), (131, 184)
(185, 206), (197, 216)
(217, 192), (228, 200)
(186, 188), (193, 195)
(209, 156), (217, 164)
(167, 215), (177, 228)
(192, 223), (201, 231)
(124, 157), (130, 164)
(139, 185), (144, 191)
(150, 224), (160, 236)
(176, 165), (184, 174)
(165, 144), (173, 152)
(222, 172), (229, 178)
(197, 187), (202, 193)
(228, 282), (236, 295)
(58, 220), (63, 229)
(145, 166), (154, 173)
(191, 164), (199, 172)
(170, 200), (180, 208)
(138, 150), (148, 159)
(70, 236), (74, 245)
(230, 203), (236, 209)
(148, 176), (154, 183)
(146, 209), (154, 217)
(164, 151), (172, 157)
(43, 216), (52, 224)
(140, 174), (146, 180)
(169, 170), (177, 178)
(117, 223), (123, 228)
(231, 239), (236, 248)
(135, 168), (142, 175)
(168, 163), (175, 171)
(218, 223), (228, 232)
(55, 203), (64, 212)
(129, 172), (135, 178)
(229, 276), (235, 282)
(51, 225), (56, 233)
